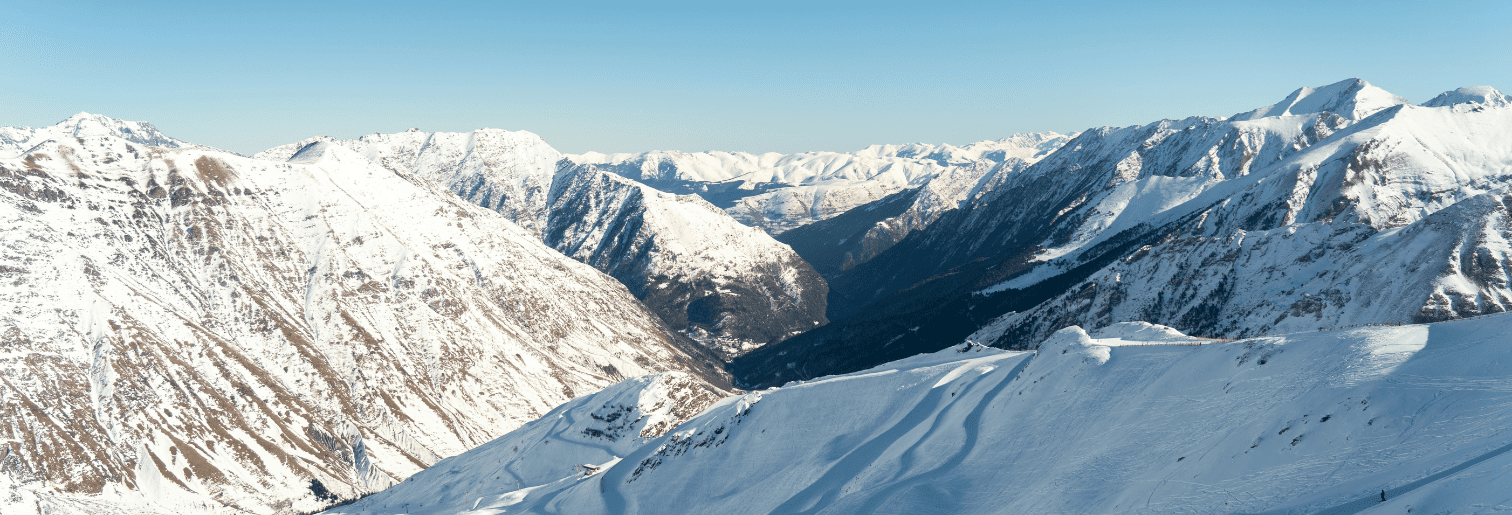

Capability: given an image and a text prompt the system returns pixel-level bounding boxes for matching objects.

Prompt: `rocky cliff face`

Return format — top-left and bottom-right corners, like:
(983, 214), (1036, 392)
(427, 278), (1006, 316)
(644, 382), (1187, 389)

(0, 116), (728, 513)
(735, 79), (1512, 388)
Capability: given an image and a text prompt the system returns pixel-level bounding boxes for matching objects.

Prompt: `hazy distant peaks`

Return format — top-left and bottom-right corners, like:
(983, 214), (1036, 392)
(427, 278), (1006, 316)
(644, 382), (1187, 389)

(1231, 78), (1410, 121)
(1422, 86), (1511, 108)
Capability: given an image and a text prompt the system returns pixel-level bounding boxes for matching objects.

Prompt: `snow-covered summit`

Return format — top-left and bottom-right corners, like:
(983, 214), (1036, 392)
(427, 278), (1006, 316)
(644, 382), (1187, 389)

(1231, 78), (1410, 121)
(0, 112), (194, 157)
(1422, 85), (1512, 109)
(322, 371), (722, 514)
(341, 314), (1512, 514)
(260, 127), (561, 237)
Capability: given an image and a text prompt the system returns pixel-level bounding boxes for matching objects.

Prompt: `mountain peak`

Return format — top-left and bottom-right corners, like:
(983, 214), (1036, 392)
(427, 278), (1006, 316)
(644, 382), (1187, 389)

(51, 111), (187, 149)
(1231, 78), (1410, 121)
(286, 139), (371, 165)
(1421, 86), (1511, 108)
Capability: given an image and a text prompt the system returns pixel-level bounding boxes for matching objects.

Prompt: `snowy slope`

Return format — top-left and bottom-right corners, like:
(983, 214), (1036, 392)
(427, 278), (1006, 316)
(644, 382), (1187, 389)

(547, 163), (826, 355)
(335, 316), (1512, 514)
(976, 84), (1512, 346)
(261, 131), (826, 356)
(0, 117), (728, 514)
(569, 133), (1071, 235)
(1231, 78), (1409, 121)
(1421, 86), (1511, 109)
(257, 129), (559, 238)
(321, 372), (721, 514)
(736, 79), (1512, 387)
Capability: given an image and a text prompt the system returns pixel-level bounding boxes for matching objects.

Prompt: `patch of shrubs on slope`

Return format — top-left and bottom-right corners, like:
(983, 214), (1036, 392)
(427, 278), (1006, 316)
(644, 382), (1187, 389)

(296, 478), (375, 515)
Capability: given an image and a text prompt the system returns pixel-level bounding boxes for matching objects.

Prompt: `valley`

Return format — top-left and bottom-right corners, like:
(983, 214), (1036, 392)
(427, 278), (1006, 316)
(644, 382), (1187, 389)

(3, 79), (1511, 513)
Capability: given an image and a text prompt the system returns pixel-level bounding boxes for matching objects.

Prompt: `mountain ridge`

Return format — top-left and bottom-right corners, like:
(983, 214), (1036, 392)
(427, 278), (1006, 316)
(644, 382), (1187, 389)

(0, 116), (729, 513)
(260, 130), (828, 356)
(734, 79), (1512, 388)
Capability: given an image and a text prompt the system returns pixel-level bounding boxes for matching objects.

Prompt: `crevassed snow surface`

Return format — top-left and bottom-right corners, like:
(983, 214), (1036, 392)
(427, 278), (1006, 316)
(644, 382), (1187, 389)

(335, 318), (1512, 514)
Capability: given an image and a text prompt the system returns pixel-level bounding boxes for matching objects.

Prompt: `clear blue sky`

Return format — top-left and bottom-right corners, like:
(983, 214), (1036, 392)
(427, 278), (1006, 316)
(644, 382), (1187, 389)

(4, 0), (1508, 155)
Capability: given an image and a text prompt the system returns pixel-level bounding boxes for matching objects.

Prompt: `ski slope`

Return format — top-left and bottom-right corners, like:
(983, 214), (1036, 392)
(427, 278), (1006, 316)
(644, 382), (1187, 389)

(333, 317), (1512, 514)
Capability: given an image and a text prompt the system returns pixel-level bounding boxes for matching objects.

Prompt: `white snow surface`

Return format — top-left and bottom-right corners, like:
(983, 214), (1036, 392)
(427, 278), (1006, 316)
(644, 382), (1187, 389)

(569, 133), (1072, 234)
(0, 116), (726, 513)
(0, 112), (202, 157)
(1231, 78), (1409, 122)
(1421, 86), (1511, 109)
(261, 130), (826, 355)
(258, 128), (560, 238)
(547, 168), (810, 293)
(338, 316), (1512, 514)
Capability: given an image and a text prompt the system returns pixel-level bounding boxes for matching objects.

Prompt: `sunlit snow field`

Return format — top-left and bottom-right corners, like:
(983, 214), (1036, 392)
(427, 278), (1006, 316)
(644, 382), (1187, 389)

(335, 317), (1512, 514)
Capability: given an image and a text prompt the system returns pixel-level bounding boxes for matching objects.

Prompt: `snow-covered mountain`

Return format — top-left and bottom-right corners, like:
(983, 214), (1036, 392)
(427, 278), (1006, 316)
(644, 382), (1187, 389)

(775, 154), (1041, 280)
(0, 112), (199, 157)
(568, 133), (1071, 235)
(259, 130), (826, 356)
(546, 163), (826, 355)
(258, 130), (558, 239)
(1421, 85), (1512, 109)
(331, 316), (1512, 514)
(735, 79), (1512, 388)
(0, 115), (729, 513)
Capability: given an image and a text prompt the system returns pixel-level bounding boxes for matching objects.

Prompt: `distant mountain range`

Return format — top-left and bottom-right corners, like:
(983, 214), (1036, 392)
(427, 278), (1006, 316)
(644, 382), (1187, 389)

(5, 78), (1512, 513)
(733, 79), (1512, 388)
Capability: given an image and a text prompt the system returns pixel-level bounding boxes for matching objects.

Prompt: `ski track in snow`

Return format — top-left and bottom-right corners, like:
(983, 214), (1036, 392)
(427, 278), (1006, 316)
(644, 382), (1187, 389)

(1301, 439), (1512, 515)
(339, 318), (1512, 515)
